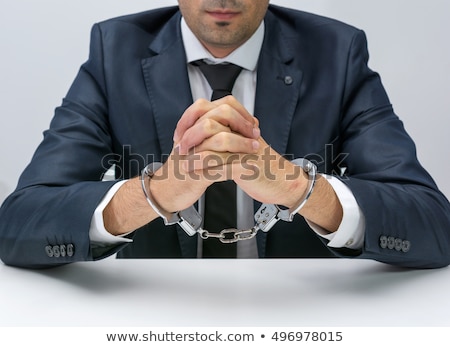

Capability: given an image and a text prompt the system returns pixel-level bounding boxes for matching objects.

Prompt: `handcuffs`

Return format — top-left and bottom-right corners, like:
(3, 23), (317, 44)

(140, 158), (317, 244)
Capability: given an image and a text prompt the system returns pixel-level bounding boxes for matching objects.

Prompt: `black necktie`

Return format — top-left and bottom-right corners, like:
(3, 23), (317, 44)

(191, 60), (243, 257)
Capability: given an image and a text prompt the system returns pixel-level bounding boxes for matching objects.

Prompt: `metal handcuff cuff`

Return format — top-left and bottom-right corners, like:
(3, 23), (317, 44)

(140, 159), (317, 244)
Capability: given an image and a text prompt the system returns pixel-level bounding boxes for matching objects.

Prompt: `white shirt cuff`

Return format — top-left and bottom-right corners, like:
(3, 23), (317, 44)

(307, 175), (365, 250)
(89, 180), (133, 245)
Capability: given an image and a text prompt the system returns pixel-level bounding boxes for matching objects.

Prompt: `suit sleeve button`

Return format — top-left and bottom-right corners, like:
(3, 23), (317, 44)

(52, 245), (61, 258)
(387, 237), (395, 250)
(67, 244), (75, 257)
(45, 245), (54, 257)
(60, 244), (67, 257)
(394, 238), (403, 251)
(379, 236), (388, 249)
(402, 240), (411, 253)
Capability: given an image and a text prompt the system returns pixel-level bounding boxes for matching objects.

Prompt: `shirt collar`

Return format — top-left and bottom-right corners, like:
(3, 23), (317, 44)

(181, 17), (264, 72)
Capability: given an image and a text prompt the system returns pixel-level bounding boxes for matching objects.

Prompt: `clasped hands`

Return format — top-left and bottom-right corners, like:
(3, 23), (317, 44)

(151, 96), (309, 214)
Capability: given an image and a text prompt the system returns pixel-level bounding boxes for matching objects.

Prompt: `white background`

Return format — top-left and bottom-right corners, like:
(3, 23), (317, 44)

(1, 0), (449, 204)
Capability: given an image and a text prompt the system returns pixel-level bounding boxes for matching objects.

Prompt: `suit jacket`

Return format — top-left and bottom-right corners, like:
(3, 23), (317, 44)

(1, 5), (449, 268)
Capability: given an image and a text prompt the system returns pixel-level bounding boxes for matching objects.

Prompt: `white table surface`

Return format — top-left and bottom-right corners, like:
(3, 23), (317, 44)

(1, 258), (449, 327)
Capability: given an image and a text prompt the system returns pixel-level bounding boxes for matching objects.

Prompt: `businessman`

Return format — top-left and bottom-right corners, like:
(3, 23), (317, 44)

(1, 0), (449, 269)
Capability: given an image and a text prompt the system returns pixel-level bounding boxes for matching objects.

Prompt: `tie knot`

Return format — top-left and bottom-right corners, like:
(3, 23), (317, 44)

(191, 60), (243, 101)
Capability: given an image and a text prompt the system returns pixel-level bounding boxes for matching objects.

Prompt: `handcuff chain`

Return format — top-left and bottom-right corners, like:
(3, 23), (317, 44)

(199, 227), (259, 244)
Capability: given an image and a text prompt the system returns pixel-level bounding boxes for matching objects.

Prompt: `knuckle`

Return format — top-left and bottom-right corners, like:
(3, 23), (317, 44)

(215, 131), (231, 145)
(222, 95), (235, 103)
(194, 98), (209, 107)
(217, 103), (233, 114)
(238, 137), (255, 153)
(202, 118), (217, 133)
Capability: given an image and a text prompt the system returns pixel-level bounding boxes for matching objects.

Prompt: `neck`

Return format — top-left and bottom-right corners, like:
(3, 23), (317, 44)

(200, 41), (241, 59)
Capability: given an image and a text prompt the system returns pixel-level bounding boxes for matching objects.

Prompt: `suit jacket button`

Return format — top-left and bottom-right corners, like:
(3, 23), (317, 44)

(284, 76), (293, 85)
(379, 236), (388, 249)
(52, 245), (61, 258)
(67, 244), (75, 257)
(402, 240), (411, 253)
(394, 238), (403, 251)
(387, 237), (395, 250)
(45, 245), (54, 257)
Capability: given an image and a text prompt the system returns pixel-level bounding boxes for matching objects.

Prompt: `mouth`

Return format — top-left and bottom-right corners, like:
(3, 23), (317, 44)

(205, 9), (241, 21)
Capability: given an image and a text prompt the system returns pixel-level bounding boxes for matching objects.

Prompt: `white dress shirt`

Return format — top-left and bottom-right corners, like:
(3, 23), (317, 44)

(89, 18), (365, 256)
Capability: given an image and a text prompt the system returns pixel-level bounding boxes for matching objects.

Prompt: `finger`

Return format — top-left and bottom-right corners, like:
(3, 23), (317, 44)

(173, 99), (215, 143)
(177, 117), (232, 155)
(194, 132), (260, 154)
(177, 104), (259, 154)
(213, 95), (261, 139)
(182, 151), (239, 183)
(207, 102), (260, 141)
(182, 151), (238, 172)
(174, 96), (259, 143)
(212, 95), (257, 126)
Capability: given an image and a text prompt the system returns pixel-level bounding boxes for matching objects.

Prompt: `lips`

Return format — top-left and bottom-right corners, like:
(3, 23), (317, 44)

(206, 9), (241, 21)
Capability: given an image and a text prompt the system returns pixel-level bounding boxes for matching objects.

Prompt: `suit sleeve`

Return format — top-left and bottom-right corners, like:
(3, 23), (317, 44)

(0, 24), (126, 268)
(337, 30), (450, 268)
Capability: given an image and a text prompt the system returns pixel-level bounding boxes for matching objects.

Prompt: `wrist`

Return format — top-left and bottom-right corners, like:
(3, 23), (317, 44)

(103, 177), (157, 235)
(279, 158), (317, 214)
(283, 171), (309, 208)
(141, 163), (179, 221)
(141, 163), (202, 237)
(146, 174), (178, 214)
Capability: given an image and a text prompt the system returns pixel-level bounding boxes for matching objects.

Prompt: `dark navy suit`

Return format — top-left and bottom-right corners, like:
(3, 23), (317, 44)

(1, 5), (449, 268)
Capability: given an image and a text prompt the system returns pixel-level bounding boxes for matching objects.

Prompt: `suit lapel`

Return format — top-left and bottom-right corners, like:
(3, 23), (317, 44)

(141, 12), (193, 156)
(141, 12), (198, 257)
(255, 12), (303, 155)
(254, 11), (304, 257)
